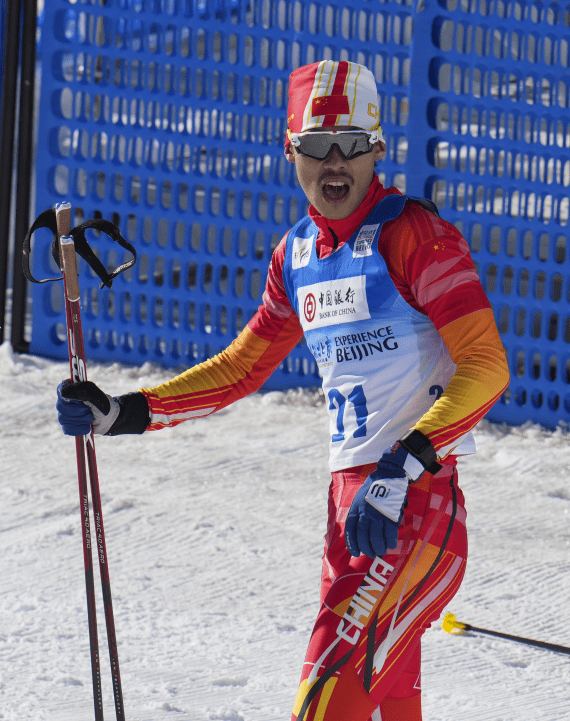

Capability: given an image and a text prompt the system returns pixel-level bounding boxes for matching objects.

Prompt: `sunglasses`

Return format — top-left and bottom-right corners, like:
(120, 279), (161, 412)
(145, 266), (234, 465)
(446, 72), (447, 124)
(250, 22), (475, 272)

(289, 130), (380, 160)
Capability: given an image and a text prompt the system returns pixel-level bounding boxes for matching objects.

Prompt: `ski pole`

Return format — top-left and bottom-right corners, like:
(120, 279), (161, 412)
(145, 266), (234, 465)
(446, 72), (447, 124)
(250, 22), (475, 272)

(443, 612), (570, 656)
(56, 202), (104, 720)
(56, 201), (125, 721)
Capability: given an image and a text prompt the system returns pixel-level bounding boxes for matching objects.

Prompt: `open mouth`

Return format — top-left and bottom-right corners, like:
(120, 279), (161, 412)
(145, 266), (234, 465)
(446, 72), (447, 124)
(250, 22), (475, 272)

(322, 180), (350, 201)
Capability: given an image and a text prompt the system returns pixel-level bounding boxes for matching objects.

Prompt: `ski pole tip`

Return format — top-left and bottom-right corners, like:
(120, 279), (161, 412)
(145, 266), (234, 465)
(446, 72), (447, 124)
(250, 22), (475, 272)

(442, 612), (466, 634)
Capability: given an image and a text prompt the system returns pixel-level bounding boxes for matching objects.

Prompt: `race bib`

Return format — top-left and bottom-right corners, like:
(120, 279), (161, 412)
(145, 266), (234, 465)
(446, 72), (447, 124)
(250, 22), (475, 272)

(297, 276), (370, 331)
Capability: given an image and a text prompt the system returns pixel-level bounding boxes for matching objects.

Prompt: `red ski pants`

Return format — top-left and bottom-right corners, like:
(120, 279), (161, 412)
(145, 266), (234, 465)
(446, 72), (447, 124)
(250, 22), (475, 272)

(291, 462), (467, 721)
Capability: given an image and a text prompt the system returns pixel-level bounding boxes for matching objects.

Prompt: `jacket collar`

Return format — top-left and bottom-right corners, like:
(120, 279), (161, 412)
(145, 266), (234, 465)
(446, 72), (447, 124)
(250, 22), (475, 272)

(308, 175), (398, 258)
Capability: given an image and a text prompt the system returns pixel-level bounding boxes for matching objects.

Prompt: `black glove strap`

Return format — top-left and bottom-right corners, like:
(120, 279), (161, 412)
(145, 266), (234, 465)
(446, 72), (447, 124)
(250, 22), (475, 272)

(399, 429), (442, 475)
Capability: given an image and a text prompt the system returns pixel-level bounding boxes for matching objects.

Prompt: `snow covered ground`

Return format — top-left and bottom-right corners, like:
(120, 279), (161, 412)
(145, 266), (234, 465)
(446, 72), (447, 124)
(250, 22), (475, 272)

(1, 340), (569, 721)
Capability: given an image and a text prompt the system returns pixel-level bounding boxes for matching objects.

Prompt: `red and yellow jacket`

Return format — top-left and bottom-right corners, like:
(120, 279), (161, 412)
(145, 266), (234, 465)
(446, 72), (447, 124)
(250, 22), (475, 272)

(139, 176), (509, 459)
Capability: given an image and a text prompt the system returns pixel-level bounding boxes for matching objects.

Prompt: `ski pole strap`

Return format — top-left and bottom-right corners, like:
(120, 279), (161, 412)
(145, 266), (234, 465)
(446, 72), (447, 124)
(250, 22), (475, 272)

(22, 208), (61, 283)
(22, 207), (136, 289)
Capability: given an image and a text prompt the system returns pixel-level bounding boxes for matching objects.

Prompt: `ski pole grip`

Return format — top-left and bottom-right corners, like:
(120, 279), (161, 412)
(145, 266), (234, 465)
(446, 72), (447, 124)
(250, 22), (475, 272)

(55, 202), (80, 302)
(60, 236), (80, 302)
(56, 201), (72, 237)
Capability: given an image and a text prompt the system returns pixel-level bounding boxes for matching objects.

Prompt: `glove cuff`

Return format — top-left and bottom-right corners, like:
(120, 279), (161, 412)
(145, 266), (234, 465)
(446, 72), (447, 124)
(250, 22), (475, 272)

(398, 429), (442, 476)
(106, 392), (150, 435)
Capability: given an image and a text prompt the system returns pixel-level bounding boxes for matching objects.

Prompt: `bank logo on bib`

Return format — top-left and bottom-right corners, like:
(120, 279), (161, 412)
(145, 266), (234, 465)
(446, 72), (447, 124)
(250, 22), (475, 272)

(297, 276), (370, 331)
(353, 224), (379, 257)
(304, 293), (316, 322)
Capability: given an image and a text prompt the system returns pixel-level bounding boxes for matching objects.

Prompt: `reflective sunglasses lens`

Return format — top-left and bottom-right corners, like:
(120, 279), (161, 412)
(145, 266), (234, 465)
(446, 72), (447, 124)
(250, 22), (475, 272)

(296, 135), (334, 159)
(297, 133), (372, 160)
(335, 134), (372, 159)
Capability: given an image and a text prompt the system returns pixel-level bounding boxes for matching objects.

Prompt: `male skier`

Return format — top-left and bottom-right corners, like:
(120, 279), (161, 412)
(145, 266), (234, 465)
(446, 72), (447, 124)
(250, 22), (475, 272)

(57, 60), (510, 720)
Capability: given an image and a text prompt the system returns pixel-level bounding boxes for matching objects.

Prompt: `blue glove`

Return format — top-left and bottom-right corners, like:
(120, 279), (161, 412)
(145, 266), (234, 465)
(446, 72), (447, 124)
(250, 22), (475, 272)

(57, 380), (119, 436)
(345, 439), (436, 559)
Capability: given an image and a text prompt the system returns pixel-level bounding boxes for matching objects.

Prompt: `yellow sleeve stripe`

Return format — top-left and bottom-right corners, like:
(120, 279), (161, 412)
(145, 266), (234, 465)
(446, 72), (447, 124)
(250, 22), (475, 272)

(139, 327), (273, 429)
(139, 316), (303, 431)
(141, 327), (272, 398)
(414, 309), (510, 448)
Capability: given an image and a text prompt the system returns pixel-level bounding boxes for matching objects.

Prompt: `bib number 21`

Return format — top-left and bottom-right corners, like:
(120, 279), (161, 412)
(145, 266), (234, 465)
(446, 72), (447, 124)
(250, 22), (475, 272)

(328, 385), (368, 442)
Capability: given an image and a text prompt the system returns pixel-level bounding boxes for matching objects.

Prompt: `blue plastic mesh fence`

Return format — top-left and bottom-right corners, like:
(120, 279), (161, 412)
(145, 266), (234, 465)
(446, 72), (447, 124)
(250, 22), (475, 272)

(407, 0), (570, 429)
(30, 0), (416, 388)
(28, 0), (570, 427)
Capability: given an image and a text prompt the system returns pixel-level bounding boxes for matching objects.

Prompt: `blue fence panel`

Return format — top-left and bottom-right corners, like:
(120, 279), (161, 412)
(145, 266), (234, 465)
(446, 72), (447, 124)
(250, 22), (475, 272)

(30, 0), (415, 388)
(29, 0), (418, 387)
(28, 0), (570, 427)
(407, 0), (570, 428)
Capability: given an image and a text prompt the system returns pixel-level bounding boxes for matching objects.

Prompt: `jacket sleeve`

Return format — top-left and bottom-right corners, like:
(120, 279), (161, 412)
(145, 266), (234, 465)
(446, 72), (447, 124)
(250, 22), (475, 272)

(379, 202), (510, 456)
(138, 237), (304, 431)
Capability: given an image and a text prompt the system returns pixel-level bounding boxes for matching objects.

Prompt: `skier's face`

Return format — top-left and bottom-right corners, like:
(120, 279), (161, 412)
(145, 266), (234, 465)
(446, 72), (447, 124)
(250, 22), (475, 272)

(285, 126), (386, 220)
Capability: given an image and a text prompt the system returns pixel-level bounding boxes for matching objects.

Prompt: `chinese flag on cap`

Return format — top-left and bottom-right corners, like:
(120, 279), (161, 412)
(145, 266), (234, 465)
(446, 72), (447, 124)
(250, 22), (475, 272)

(286, 60), (384, 145)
